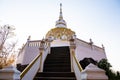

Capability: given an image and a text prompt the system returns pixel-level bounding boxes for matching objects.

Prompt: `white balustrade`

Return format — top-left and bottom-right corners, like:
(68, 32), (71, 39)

(21, 54), (41, 80)
(21, 41), (49, 80)
(72, 52), (83, 80)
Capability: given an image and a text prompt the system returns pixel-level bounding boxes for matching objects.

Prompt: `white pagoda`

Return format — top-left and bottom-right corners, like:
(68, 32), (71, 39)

(17, 4), (108, 80)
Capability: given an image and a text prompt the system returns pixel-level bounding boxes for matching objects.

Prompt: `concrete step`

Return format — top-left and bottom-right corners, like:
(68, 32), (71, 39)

(34, 47), (76, 80)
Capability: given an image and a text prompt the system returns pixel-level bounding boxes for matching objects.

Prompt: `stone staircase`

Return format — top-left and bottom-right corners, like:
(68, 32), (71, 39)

(34, 47), (76, 80)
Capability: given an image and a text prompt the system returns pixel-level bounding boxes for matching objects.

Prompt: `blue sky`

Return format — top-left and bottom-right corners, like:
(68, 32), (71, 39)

(0, 0), (120, 71)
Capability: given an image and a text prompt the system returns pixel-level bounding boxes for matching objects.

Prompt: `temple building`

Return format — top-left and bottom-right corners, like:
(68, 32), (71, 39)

(17, 4), (108, 80)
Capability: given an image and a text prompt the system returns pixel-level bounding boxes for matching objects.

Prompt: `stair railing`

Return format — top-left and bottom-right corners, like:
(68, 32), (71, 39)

(20, 53), (42, 80)
(39, 42), (50, 72)
(72, 51), (83, 80)
(20, 40), (50, 80)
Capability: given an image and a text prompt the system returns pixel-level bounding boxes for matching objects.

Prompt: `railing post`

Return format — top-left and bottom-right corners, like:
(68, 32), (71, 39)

(81, 63), (108, 80)
(39, 39), (45, 72)
(0, 65), (21, 80)
(69, 38), (76, 72)
(46, 37), (53, 54)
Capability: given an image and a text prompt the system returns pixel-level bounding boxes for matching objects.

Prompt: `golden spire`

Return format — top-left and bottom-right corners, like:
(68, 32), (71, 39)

(45, 3), (75, 40)
(55, 3), (67, 28)
(59, 3), (63, 19)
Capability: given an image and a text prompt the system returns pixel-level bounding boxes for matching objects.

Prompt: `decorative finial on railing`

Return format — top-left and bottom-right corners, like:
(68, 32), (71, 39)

(27, 35), (31, 41)
(102, 44), (105, 49)
(89, 38), (93, 45)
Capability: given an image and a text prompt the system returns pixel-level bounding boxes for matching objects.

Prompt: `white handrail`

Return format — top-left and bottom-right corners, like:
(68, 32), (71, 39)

(20, 43), (49, 80)
(20, 53), (42, 80)
(39, 46), (49, 72)
(72, 51), (83, 80)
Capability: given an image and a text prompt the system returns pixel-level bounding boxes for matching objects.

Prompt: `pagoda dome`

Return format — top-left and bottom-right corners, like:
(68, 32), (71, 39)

(45, 27), (75, 40)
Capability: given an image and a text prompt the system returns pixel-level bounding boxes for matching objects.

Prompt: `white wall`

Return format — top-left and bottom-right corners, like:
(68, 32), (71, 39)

(17, 38), (107, 65)
(17, 41), (41, 65)
(51, 39), (70, 47)
(75, 39), (107, 62)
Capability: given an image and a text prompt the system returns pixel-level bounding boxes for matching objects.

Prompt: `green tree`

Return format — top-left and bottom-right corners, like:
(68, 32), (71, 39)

(98, 59), (111, 71)
(98, 59), (120, 80)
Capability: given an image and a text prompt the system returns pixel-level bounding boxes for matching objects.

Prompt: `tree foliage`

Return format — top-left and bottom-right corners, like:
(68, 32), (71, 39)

(98, 59), (112, 71)
(0, 24), (16, 69)
(98, 59), (120, 80)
